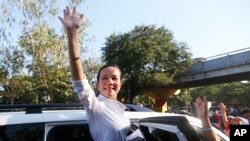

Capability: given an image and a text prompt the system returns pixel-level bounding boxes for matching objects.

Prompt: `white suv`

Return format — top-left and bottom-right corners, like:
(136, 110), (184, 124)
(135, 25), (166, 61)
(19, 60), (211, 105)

(0, 104), (229, 141)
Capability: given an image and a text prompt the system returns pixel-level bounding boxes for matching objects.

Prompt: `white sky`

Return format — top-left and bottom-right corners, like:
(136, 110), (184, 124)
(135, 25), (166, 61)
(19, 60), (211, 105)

(71, 0), (250, 59)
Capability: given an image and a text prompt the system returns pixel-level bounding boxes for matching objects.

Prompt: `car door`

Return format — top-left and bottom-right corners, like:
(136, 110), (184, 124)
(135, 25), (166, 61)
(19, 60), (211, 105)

(138, 116), (201, 141)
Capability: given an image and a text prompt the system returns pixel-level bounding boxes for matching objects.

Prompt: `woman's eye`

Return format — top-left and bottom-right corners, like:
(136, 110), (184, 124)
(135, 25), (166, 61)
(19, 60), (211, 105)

(112, 77), (118, 80)
(102, 77), (108, 80)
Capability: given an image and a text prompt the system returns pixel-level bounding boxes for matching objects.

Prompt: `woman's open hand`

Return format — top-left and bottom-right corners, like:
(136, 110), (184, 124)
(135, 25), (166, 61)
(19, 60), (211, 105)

(59, 6), (84, 30)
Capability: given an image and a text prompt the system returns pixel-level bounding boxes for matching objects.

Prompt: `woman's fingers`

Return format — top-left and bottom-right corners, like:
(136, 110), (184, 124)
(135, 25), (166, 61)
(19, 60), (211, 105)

(58, 16), (63, 23)
(73, 7), (76, 15)
(66, 6), (70, 15)
(80, 14), (84, 20)
(63, 9), (67, 17)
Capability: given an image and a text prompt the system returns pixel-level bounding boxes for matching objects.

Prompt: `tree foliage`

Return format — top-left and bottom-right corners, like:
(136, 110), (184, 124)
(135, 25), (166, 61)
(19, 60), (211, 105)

(0, 0), (92, 104)
(168, 82), (250, 114)
(183, 82), (250, 109)
(0, 1), (248, 109)
(102, 25), (193, 102)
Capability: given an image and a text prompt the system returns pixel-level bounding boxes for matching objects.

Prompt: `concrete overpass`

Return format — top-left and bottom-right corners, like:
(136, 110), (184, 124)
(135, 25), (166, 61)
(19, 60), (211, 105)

(147, 47), (250, 111)
(173, 47), (250, 88)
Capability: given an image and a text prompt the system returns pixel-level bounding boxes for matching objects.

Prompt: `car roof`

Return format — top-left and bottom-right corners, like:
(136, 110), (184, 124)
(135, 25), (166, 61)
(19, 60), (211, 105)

(0, 107), (199, 126)
(0, 103), (154, 125)
(0, 110), (87, 125)
(0, 104), (86, 125)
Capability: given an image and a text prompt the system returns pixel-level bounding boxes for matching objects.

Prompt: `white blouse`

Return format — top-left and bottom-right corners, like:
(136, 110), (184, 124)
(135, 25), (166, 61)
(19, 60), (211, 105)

(72, 79), (130, 141)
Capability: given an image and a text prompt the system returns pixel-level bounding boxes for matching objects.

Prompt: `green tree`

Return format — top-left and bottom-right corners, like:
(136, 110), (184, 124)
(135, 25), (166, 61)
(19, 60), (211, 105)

(219, 82), (248, 107)
(0, 0), (89, 104)
(189, 82), (250, 108)
(168, 89), (192, 113)
(0, 48), (25, 104)
(102, 25), (192, 102)
(10, 75), (35, 104)
(18, 24), (68, 103)
(190, 85), (221, 105)
(132, 95), (155, 108)
(83, 58), (103, 89)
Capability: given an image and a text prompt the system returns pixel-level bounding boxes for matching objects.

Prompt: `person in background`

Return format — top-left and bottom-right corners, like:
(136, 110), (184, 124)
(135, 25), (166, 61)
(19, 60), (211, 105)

(220, 102), (249, 136)
(210, 110), (221, 124)
(241, 108), (250, 123)
(59, 6), (130, 141)
(209, 109), (223, 131)
(195, 96), (220, 141)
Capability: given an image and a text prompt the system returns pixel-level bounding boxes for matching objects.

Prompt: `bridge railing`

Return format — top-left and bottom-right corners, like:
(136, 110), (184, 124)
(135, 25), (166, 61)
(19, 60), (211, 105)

(194, 47), (250, 62)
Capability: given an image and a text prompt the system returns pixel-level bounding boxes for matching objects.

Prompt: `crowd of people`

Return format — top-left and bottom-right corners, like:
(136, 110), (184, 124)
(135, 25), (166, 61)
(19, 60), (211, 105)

(209, 102), (250, 136)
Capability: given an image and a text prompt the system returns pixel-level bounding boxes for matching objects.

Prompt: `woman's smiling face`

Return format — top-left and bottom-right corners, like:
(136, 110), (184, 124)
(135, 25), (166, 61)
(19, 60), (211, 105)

(97, 66), (122, 100)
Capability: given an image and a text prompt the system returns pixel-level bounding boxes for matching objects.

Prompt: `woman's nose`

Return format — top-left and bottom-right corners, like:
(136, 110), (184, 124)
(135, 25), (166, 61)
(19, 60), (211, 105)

(107, 78), (113, 84)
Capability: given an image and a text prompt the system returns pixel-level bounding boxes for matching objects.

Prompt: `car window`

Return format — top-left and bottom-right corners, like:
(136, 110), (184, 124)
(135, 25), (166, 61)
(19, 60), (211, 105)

(139, 116), (201, 141)
(140, 125), (179, 141)
(0, 123), (44, 141)
(47, 124), (93, 141)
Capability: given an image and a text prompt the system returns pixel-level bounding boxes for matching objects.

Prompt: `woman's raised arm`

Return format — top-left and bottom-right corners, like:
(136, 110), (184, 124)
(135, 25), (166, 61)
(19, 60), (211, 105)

(59, 6), (85, 80)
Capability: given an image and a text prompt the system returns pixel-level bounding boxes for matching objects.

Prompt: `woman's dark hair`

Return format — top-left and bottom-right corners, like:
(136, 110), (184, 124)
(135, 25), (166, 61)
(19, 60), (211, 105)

(97, 64), (123, 82)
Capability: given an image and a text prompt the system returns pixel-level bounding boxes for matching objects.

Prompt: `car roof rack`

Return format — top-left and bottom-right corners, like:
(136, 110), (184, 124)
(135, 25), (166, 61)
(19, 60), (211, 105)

(0, 103), (84, 114)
